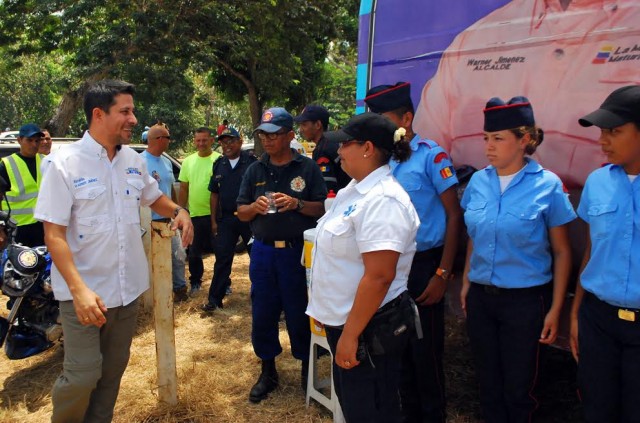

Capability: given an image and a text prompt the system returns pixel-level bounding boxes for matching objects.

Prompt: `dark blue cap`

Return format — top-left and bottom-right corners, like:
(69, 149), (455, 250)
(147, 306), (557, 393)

(294, 105), (330, 127)
(483, 96), (535, 132)
(333, 112), (399, 151)
(254, 107), (293, 133)
(365, 82), (413, 113)
(18, 123), (44, 138)
(217, 126), (240, 140)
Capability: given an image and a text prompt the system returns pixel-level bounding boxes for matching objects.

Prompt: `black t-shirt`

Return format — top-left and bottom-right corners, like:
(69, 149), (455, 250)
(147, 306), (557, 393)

(312, 133), (351, 192)
(237, 149), (327, 240)
(0, 153), (39, 193)
(208, 151), (257, 216)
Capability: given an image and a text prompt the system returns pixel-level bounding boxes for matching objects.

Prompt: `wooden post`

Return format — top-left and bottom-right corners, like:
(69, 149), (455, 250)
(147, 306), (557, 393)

(150, 220), (178, 405)
(140, 207), (154, 311)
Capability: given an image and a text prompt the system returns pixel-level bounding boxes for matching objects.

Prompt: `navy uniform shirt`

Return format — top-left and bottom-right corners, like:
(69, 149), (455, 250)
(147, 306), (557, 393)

(313, 134), (350, 192)
(237, 149), (327, 240)
(208, 151), (257, 217)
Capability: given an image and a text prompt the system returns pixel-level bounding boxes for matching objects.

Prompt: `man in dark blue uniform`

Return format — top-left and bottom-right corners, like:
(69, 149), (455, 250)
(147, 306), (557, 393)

(201, 127), (256, 312)
(237, 107), (327, 403)
(295, 104), (350, 192)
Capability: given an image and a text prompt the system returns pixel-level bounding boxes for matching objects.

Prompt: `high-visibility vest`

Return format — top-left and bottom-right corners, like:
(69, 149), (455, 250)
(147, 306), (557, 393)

(1, 153), (41, 226)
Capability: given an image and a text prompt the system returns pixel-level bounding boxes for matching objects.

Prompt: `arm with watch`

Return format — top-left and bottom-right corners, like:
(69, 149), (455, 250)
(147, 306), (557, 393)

(271, 192), (325, 217)
(414, 186), (463, 306)
(149, 195), (194, 248)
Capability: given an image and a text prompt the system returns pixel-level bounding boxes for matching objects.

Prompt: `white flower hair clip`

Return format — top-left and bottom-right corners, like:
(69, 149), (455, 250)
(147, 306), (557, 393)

(393, 127), (406, 143)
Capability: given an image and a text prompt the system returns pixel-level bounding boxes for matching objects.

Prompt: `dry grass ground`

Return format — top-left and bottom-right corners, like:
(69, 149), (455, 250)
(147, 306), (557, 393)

(0, 252), (582, 422)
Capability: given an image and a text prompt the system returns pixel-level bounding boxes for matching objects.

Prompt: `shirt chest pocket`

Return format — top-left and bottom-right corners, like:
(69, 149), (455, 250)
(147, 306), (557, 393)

(76, 214), (113, 238)
(505, 207), (542, 247)
(322, 218), (355, 256)
(73, 184), (107, 217)
(124, 178), (145, 207)
(587, 203), (618, 240)
(464, 201), (488, 240)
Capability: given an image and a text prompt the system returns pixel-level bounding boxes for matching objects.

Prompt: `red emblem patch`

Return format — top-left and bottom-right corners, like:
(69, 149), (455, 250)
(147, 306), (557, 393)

(434, 152), (449, 164)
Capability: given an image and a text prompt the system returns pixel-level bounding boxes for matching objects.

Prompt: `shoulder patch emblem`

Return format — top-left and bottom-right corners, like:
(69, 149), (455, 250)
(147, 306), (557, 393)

(434, 152), (449, 164)
(439, 166), (454, 179)
(290, 176), (306, 192)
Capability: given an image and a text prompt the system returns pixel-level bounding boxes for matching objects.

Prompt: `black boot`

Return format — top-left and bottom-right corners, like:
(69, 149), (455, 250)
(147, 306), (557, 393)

(301, 360), (309, 393)
(249, 359), (279, 403)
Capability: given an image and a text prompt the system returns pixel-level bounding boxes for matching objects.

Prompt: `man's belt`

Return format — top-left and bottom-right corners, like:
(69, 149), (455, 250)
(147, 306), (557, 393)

(255, 238), (301, 248)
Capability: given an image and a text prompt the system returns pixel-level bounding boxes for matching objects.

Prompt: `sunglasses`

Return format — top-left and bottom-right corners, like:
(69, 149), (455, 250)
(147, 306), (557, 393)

(155, 135), (171, 140)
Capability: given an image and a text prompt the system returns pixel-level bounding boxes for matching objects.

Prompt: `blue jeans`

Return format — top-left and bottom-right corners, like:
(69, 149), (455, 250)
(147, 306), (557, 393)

(249, 239), (309, 360)
(171, 234), (187, 291)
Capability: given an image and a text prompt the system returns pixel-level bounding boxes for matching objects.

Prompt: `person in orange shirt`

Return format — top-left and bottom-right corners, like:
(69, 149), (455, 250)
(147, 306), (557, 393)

(414, 0), (640, 189)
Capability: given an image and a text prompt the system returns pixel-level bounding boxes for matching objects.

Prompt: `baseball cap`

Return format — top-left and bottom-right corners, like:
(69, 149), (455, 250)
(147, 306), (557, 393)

(18, 123), (45, 138)
(217, 127), (240, 140)
(333, 112), (399, 151)
(253, 107), (293, 134)
(483, 96), (535, 132)
(364, 82), (413, 113)
(579, 85), (640, 128)
(294, 105), (330, 127)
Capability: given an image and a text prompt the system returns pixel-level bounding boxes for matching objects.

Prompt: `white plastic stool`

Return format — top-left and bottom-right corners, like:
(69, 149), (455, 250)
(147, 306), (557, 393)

(306, 319), (345, 423)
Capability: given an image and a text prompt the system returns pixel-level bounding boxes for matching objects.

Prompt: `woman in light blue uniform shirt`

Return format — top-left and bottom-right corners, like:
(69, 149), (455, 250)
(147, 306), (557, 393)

(570, 85), (640, 423)
(460, 97), (576, 423)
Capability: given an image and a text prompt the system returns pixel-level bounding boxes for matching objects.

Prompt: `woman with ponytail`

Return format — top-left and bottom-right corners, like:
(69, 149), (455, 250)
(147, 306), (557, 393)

(460, 97), (576, 423)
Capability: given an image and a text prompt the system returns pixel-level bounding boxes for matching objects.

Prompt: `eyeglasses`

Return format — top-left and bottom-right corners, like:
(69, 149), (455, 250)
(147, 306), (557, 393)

(220, 138), (240, 145)
(338, 139), (364, 149)
(155, 135), (171, 140)
(257, 130), (289, 141)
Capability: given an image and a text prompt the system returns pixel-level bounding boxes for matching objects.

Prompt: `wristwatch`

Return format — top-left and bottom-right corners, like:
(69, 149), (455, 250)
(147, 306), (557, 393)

(435, 267), (453, 281)
(296, 199), (305, 211)
(173, 206), (189, 218)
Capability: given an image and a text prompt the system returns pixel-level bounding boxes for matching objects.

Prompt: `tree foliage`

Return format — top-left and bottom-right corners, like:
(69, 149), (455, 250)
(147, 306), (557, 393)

(0, 0), (359, 148)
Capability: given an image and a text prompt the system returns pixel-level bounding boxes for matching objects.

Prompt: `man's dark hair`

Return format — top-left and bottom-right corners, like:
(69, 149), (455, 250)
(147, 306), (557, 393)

(195, 127), (212, 136)
(84, 80), (135, 126)
(222, 119), (229, 125)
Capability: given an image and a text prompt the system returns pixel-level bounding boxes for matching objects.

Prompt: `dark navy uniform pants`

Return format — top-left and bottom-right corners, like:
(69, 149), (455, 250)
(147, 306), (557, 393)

(249, 239), (309, 360)
(400, 248), (446, 423)
(207, 215), (252, 307)
(466, 282), (550, 423)
(578, 292), (640, 423)
(187, 215), (214, 285)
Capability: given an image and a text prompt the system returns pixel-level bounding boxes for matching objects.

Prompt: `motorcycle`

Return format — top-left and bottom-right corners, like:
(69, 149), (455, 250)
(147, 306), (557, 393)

(0, 210), (61, 359)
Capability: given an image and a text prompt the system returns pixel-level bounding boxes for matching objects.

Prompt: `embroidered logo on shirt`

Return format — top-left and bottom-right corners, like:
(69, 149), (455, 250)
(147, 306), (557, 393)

(126, 167), (142, 176)
(151, 170), (160, 182)
(440, 166), (454, 179)
(73, 177), (99, 189)
(290, 176), (306, 192)
(434, 152), (449, 164)
(343, 204), (356, 217)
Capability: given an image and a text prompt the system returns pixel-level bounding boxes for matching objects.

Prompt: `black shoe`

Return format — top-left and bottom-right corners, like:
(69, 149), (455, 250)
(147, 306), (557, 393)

(200, 303), (218, 313)
(173, 287), (189, 302)
(301, 360), (309, 393)
(249, 359), (279, 403)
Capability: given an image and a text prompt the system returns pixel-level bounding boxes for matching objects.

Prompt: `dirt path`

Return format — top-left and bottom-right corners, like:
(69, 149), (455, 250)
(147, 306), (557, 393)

(0, 253), (581, 422)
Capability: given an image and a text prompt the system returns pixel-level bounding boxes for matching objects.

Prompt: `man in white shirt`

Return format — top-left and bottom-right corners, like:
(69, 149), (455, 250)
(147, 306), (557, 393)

(35, 79), (193, 423)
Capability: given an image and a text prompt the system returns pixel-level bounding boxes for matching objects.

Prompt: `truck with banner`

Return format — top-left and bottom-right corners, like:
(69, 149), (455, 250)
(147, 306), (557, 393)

(356, 0), (640, 348)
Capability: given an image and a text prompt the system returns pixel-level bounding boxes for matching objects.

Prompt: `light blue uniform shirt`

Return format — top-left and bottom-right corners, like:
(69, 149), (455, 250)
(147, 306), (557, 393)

(141, 151), (174, 220)
(461, 159), (576, 288)
(390, 135), (458, 251)
(577, 165), (640, 308)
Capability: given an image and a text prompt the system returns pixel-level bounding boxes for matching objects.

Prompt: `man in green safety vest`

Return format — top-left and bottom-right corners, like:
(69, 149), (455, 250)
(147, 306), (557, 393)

(0, 123), (45, 246)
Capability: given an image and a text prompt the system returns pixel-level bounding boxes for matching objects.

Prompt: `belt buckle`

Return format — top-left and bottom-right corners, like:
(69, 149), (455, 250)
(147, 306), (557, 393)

(618, 309), (636, 322)
(274, 240), (286, 249)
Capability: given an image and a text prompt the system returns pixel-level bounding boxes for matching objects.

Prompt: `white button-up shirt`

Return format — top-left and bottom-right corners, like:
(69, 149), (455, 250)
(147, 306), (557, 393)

(306, 165), (420, 326)
(34, 132), (162, 307)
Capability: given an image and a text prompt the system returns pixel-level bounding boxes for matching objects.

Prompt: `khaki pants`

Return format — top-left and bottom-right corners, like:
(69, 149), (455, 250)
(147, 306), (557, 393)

(51, 298), (139, 423)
